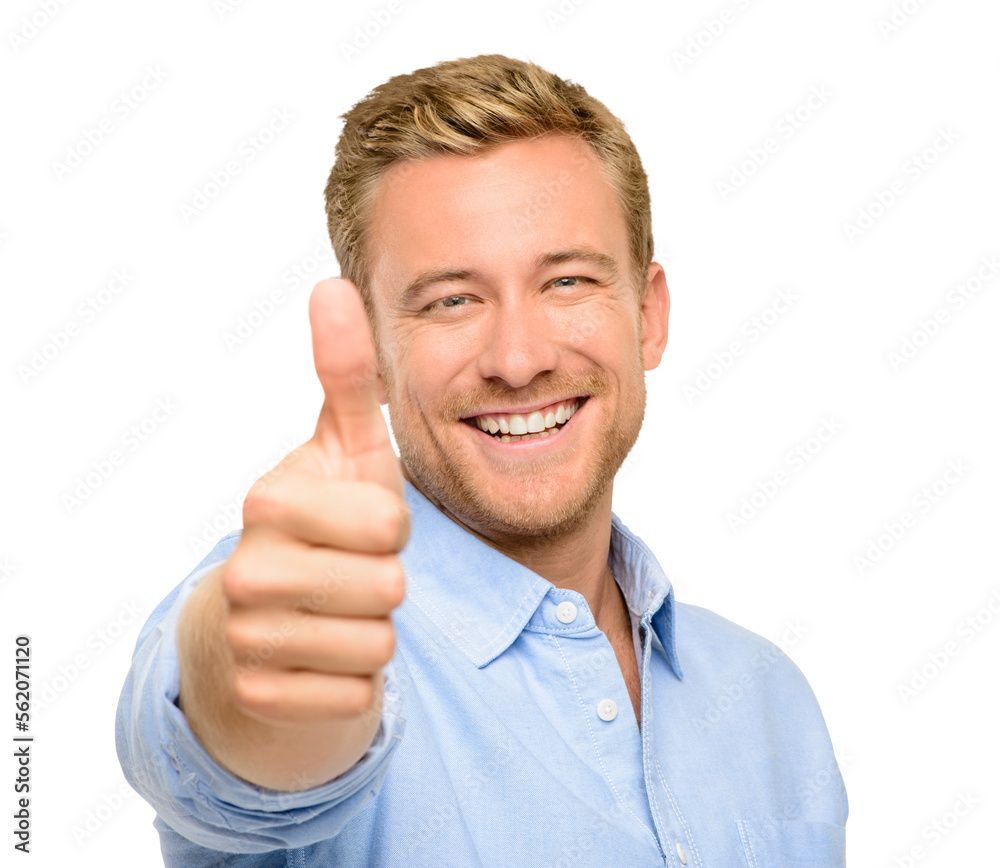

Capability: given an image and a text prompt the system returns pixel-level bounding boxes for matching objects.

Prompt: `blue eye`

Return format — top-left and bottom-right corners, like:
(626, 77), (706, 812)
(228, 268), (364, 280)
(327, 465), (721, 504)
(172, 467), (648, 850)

(552, 277), (579, 287)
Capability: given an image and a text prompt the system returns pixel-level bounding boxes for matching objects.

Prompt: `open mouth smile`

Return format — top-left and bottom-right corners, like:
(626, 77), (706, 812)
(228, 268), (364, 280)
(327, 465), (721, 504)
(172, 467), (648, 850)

(462, 397), (584, 443)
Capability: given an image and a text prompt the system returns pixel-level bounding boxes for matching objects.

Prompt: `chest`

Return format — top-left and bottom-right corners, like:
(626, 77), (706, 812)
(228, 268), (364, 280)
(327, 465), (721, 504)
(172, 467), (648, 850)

(328, 607), (847, 868)
(610, 629), (643, 727)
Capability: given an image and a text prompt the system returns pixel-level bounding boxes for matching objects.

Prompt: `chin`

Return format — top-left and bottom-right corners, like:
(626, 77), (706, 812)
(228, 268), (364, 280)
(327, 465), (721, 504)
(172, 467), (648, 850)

(393, 384), (644, 542)
(403, 443), (616, 543)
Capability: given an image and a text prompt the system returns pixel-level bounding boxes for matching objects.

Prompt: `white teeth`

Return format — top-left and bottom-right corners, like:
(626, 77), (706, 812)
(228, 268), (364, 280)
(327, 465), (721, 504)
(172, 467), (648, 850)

(471, 398), (581, 441)
(499, 430), (552, 442)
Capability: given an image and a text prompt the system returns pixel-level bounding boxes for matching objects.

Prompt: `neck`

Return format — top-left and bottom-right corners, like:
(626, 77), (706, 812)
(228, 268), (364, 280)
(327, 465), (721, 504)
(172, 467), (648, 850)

(403, 464), (624, 629)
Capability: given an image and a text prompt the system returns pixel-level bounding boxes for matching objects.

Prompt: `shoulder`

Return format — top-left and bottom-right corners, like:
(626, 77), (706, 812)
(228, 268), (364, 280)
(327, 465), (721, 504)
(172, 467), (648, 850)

(673, 601), (818, 705)
(671, 602), (848, 825)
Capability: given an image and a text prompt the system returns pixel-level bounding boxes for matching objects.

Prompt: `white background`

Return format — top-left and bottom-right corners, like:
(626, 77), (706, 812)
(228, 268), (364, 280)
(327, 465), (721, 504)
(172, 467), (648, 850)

(2, 0), (998, 863)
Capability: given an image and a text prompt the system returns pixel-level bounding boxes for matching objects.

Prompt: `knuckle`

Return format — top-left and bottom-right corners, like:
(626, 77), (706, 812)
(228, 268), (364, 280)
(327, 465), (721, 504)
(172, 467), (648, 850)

(224, 615), (257, 656)
(375, 557), (407, 609)
(242, 483), (286, 528)
(346, 677), (377, 715)
(366, 621), (396, 667)
(371, 493), (408, 550)
(220, 558), (255, 604)
(231, 670), (275, 714)
(221, 553), (278, 606)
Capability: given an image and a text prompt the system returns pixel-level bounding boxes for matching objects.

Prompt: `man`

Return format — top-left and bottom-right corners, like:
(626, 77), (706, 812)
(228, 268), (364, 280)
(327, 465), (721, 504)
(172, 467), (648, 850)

(118, 54), (847, 865)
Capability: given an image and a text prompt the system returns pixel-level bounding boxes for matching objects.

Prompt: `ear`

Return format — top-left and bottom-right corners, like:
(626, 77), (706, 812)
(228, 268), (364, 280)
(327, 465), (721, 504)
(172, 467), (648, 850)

(639, 262), (670, 371)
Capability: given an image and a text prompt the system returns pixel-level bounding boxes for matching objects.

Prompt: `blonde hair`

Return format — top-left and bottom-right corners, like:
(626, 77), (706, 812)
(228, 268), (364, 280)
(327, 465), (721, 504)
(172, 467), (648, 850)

(324, 54), (654, 320)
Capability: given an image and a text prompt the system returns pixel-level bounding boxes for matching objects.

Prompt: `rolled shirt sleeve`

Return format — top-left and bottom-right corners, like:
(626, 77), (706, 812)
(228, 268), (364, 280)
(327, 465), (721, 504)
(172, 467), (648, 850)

(115, 532), (406, 854)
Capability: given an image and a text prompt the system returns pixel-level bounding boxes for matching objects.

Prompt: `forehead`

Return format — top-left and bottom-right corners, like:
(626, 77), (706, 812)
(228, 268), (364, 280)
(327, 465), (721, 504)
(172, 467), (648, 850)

(365, 135), (627, 305)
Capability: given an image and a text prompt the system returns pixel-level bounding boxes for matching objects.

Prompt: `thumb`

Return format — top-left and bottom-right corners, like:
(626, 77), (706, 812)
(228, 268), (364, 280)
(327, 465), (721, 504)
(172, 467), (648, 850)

(308, 278), (401, 494)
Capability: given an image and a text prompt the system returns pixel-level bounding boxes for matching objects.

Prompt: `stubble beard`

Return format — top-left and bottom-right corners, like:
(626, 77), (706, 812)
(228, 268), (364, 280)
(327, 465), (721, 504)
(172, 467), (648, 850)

(387, 366), (647, 547)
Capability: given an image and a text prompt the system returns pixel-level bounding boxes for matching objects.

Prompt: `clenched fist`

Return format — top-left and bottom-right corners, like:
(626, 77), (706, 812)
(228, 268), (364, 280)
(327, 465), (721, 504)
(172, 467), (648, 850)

(177, 278), (408, 790)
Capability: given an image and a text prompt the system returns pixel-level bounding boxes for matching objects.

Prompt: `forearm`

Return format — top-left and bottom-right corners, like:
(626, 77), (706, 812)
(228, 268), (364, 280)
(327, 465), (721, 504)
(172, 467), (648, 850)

(176, 565), (384, 791)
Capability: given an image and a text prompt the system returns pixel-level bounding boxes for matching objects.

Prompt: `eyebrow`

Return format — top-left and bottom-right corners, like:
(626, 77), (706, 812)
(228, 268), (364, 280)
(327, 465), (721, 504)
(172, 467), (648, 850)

(397, 248), (620, 309)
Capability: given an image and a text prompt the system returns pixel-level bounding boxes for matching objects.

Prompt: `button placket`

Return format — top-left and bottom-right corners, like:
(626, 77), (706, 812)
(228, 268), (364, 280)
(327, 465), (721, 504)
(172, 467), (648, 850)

(550, 605), (661, 855)
(638, 615), (700, 868)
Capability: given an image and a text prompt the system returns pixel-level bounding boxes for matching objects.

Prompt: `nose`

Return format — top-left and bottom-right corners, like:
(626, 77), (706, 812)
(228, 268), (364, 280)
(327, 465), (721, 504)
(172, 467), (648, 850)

(475, 296), (559, 389)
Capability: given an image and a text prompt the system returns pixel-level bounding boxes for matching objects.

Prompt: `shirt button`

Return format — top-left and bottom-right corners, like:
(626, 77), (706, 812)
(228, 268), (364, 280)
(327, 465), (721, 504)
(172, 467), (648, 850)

(597, 698), (618, 721)
(675, 840), (688, 864)
(556, 601), (578, 623)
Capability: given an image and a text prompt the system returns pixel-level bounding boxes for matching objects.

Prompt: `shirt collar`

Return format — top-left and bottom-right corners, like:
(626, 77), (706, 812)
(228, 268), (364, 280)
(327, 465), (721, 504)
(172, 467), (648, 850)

(400, 480), (683, 679)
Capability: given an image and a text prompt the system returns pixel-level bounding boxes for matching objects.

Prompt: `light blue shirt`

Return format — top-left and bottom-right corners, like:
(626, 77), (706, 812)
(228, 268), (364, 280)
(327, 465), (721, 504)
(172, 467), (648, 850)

(117, 480), (847, 866)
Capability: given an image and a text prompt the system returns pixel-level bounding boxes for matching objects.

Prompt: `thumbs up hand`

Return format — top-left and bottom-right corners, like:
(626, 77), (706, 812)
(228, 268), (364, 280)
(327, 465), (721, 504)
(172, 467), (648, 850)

(177, 279), (408, 790)
(226, 278), (408, 721)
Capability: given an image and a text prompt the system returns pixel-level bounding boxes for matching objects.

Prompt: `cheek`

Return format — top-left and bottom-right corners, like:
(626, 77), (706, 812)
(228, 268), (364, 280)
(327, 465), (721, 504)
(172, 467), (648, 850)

(391, 334), (467, 413)
(407, 322), (484, 374)
(548, 299), (623, 351)
(558, 301), (638, 360)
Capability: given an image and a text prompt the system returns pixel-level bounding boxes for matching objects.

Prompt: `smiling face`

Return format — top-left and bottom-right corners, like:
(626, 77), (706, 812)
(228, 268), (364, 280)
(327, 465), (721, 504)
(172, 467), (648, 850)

(366, 134), (669, 543)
